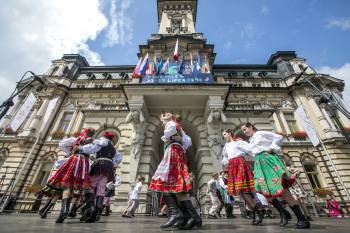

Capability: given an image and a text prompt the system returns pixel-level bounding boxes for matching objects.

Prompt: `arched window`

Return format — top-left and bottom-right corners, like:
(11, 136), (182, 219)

(304, 164), (323, 189)
(0, 159), (5, 168)
(298, 64), (305, 72)
(51, 67), (59, 76)
(36, 163), (53, 186)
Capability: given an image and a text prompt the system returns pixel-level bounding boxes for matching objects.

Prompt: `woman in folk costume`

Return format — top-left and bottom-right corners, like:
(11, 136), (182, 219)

(44, 128), (100, 223)
(149, 113), (202, 230)
(241, 122), (310, 229)
(221, 129), (264, 225)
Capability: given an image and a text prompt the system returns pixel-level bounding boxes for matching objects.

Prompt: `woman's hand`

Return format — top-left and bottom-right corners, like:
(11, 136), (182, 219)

(266, 148), (273, 153)
(225, 161), (228, 165)
(171, 134), (183, 142)
(165, 140), (173, 146)
(73, 145), (80, 151)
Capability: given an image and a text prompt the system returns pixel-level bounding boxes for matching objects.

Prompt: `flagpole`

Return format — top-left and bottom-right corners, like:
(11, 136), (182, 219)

(0, 91), (32, 137)
(296, 96), (350, 203)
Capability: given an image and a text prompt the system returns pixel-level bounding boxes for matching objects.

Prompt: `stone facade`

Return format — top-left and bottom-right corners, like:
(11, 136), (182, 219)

(1, 0), (350, 215)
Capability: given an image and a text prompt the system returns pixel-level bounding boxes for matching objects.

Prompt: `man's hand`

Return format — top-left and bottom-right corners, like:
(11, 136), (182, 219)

(73, 145), (80, 151)
(165, 140), (173, 146)
(171, 134), (183, 142)
(266, 148), (273, 153)
(225, 161), (228, 165)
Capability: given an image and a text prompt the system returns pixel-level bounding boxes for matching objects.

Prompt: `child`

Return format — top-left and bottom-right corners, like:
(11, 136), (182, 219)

(125, 176), (145, 218)
(102, 175), (122, 216)
(207, 172), (220, 219)
(241, 122), (310, 229)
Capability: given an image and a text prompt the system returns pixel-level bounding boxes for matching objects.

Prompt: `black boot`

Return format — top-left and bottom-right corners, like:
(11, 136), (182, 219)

(39, 199), (51, 216)
(80, 193), (96, 222)
(68, 204), (77, 218)
(267, 210), (275, 218)
(217, 208), (222, 218)
(160, 194), (184, 228)
(285, 208), (292, 220)
(179, 200), (202, 230)
(228, 206), (236, 218)
(41, 203), (54, 219)
(80, 204), (87, 215)
(102, 206), (110, 216)
(94, 196), (104, 221)
(56, 198), (71, 223)
(291, 205), (310, 229)
(262, 209), (267, 218)
(271, 199), (288, 227)
(174, 195), (189, 228)
(244, 210), (252, 219)
(252, 206), (263, 225)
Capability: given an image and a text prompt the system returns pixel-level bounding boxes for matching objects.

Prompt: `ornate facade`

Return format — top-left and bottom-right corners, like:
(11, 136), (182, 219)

(1, 0), (349, 214)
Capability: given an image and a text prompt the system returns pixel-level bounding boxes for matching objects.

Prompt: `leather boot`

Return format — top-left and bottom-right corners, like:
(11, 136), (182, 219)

(252, 206), (263, 225)
(80, 193), (96, 222)
(68, 204), (77, 217)
(179, 200), (202, 230)
(291, 205), (310, 229)
(41, 203), (54, 219)
(56, 198), (71, 223)
(160, 194), (184, 228)
(271, 199), (288, 227)
(94, 196), (104, 221)
(39, 199), (51, 216)
(217, 208), (222, 218)
(267, 210), (275, 218)
(228, 206), (236, 218)
(102, 206), (110, 216)
(174, 195), (189, 228)
(80, 204), (86, 215)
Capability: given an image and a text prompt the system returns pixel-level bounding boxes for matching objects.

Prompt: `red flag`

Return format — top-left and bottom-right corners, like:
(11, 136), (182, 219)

(173, 39), (179, 61)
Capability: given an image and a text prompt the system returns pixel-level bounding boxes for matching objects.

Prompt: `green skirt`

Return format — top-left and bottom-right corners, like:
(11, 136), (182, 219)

(254, 151), (295, 197)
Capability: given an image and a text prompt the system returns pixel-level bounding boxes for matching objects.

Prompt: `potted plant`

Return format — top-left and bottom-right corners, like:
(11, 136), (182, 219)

(292, 131), (307, 140)
(73, 131), (81, 137)
(5, 127), (14, 133)
(314, 188), (333, 197)
(276, 131), (285, 136)
(51, 130), (65, 136)
(24, 185), (42, 193)
(344, 127), (350, 131)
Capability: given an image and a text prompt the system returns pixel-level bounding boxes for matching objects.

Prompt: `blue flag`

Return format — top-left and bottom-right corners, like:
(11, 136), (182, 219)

(178, 53), (185, 74)
(197, 51), (201, 71)
(156, 58), (163, 75)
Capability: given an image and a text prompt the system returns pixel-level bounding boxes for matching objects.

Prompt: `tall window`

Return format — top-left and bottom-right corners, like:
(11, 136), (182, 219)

(270, 116), (277, 132)
(284, 114), (299, 133)
(326, 110), (343, 129)
(52, 68), (59, 76)
(59, 113), (73, 132)
(304, 164), (323, 189)
(0, 159), (4, 168)
(79, 116), (86, 132)
(20, 110), (33, 129)
(36, 163), (53, 186)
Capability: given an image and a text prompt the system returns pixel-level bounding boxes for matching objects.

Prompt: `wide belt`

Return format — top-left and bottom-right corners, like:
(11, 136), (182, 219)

(96, 157), (113, 162)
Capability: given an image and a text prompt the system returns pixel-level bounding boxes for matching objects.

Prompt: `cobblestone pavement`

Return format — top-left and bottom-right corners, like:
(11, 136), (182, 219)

(0, 213), (349, 233)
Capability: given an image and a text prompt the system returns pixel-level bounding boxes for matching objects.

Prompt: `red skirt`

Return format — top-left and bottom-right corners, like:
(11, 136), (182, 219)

(45, 154), (92, 193)
(149, 145), (192, 193)
(227, 157), (255, 195)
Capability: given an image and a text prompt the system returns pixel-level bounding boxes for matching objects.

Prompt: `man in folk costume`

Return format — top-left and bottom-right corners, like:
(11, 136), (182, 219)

(81, 132), (123, 222)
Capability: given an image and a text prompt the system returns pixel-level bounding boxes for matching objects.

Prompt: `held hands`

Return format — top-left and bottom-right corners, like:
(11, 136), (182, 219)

(171, 134), (183, 142)
(165, 140), (173, 146)
(266, 148), (273, 153)
(73, 145), (80, 151)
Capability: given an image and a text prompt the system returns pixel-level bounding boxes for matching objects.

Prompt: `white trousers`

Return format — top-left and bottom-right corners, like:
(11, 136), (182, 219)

(209, 195), (220, 216)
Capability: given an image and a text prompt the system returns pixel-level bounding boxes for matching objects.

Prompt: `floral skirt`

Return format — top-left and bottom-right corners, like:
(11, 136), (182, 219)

(149, 145), (192, 193)
(45, 154), (92, 193)
(227, 157), (255, 195)
(41, 184), (62, 198)
(254, 151), (295, 197)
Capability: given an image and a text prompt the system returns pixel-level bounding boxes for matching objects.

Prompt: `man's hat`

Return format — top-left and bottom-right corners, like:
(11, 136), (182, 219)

(103, 132), (114, 140)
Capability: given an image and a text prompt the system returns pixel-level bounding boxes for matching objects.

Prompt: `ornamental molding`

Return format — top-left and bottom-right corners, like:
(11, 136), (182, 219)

(0, 148), (9, 159)
(300, 153), (317, 165)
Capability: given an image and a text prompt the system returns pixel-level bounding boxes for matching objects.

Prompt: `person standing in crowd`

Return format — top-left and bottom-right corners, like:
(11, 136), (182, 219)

(32, 190), (44, 211)
(287, 167), (314, 221)
(102, 175), (122, 216)
(241, 122), (310, 229)
(218, 171), (231, 218)
(315, 204), (327, 217)
(125, 176), (145, 218)
(326, 194), (342, 217)
(207, 172), (220, 219)
(187, 172), (197, 208)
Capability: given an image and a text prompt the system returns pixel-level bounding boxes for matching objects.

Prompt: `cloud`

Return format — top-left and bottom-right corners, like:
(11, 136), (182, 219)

(326, 18), (350, 30)
(103, 0), (133, 47)
(244, 43), (255, 50)
(225, 41), (232, 50)
(0, 0), (108, 103)
(316, 63), (350, 104)
(261, 6), (270, 15)
(232, 59), (247, 64)
(240, 23), (255, 38)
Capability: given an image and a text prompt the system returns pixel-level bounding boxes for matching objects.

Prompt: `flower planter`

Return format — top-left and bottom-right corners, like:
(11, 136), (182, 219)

(314, 188), (333, 197)
(292, 131), (307, 141)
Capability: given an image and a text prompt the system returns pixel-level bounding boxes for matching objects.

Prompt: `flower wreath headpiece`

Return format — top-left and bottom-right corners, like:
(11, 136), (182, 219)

(160, 114), (181, 131)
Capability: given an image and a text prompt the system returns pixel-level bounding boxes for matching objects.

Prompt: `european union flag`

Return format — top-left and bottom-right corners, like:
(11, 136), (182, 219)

(178, 52), (185, 74)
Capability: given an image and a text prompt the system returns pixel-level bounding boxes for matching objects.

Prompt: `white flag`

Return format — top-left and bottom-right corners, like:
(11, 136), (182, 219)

(332, 92), (348, 113)
(9, 92), (36, 132)
(160, 58), (170, 74)
(295, 106), (320, 147)
(40, 98), (59, 133)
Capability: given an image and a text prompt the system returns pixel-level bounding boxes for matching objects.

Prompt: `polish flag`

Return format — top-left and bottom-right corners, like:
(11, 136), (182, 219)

(133, 57), (142, 78)
(139, 53), (149, 76)
(205, 52), (208, 73)
(173, 39), (179, 61)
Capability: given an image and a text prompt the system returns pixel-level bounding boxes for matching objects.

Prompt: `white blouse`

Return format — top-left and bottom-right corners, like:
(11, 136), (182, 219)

(221, 140), (252, 165)
(130, 182), (142, 200)
(248, 131), (283, 157)
(59, 137), (92, 156)
(161, 121), (192, 151)
(219, 177), (227, 189)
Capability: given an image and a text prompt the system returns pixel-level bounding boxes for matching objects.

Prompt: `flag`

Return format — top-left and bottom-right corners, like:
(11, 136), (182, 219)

(9, 92), (36, 132)
(156, 58), (163, 75)
(197, 51), (201, 71)
(139, 53), (149, 76)
(178, 53), (185, 74)
(133, 57), (142, 78)
(40, 98), (59, 133)
(190, 51), (194, 72)
(295, 106), (320, 147)
(332, 92), (348, 113)
(204, 52), (208, 73)
(152, 54), (157, 75)
(160, 58), (170, 74)
(173, 39), (179, 61)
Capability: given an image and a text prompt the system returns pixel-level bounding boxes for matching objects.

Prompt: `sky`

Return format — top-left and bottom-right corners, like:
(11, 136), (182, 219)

(1, 0), (350, 104)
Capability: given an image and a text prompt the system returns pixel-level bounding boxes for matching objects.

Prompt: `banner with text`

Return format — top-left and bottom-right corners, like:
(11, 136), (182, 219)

(9, 92), (37, 132)
(40, 98), (59, 133)
(142, 73), (214, 84)
(295, 105), (320, 147)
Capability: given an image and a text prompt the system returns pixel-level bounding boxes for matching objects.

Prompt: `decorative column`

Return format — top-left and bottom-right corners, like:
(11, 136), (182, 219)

(28, 95), (51, 131)
(125, 97), (148, 183)
(279, 111), (291, 134)
(182, 14), (186, 27)
(168, 16), (172, 27)
(0, 93), (27, 131)
(204, 97), (227, 173)
(23, 102), (41, 129)
(320, 104), (337, 130)
(272, 112), (283, 132)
